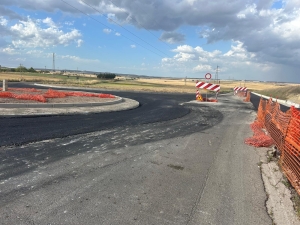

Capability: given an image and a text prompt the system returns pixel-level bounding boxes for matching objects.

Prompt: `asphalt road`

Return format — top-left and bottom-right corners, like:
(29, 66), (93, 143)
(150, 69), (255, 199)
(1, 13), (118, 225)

(0, 83), (198, 147)
(0, 84), (273, 225)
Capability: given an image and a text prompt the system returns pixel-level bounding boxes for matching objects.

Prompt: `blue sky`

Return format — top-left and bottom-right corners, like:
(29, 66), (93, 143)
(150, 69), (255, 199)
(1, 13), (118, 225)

(0, 0), (299, 83)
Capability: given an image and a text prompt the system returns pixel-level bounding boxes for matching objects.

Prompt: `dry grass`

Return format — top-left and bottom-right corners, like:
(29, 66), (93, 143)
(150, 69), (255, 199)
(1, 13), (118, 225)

(0, 72), (60, 82)
(256, 85), (300, 103)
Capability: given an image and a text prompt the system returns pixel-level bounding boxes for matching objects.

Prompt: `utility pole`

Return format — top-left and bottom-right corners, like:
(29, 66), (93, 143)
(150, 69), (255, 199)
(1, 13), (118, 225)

(52, 53), (55, 72)
(215, 65), (219, 84)
(20, 63), (22, 80)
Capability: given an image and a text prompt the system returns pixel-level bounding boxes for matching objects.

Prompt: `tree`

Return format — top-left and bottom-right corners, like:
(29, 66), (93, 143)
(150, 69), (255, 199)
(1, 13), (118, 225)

(16, 66), (28, 72)
(28, 67), (37, 73)
(97, 73), (116, 79)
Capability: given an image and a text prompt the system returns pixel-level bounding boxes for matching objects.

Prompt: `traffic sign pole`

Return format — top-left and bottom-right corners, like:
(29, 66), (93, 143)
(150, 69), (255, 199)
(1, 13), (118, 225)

(204, 73), (211, 101)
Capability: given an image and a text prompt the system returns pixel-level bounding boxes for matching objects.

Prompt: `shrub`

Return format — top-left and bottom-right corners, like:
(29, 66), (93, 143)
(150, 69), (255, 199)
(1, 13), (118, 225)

(97, 73), (116, 80)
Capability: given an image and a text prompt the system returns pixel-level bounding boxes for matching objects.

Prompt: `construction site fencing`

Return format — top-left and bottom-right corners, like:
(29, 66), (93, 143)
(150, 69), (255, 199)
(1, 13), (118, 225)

(0, 88), (115, 103)
(235, 91), (251, 102)
(246, 97), (300, 194)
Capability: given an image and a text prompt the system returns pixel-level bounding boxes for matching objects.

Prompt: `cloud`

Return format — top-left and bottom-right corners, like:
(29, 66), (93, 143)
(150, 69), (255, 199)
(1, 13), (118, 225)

(65, 21), (74, 26)
(115, 32), (121, 36)
(130, 44), (136, 48)
(0, 16), (12, 36)
(162, 42), (271, 79)
(60, 54), (100, 63)
(8, 17), (82, 48)
(160, 32), (185, 44)
(103, 28), (112, 34)
(77, 39), (83, 47)
(1, 46), (18, 55)
(0, 16), (8, 26)
(193, 64), (213, 72)
(0, 6), (23, 20)
(0, 0), (299, 81)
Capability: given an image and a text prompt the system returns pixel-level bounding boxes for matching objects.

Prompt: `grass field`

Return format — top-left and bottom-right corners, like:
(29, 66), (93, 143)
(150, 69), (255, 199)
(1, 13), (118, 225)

(1, 72), (299, 103)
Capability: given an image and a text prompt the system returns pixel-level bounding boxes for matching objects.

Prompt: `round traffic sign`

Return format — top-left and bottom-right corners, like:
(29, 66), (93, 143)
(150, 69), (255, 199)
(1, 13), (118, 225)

(205, 73), (212, 80)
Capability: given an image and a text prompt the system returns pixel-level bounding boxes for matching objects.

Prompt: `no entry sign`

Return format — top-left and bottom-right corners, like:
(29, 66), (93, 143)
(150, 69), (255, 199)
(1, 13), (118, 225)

(205, 73), (212, 80)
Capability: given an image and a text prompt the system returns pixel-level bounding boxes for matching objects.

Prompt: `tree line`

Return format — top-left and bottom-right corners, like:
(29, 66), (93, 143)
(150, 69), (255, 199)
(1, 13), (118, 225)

(0, 66), (37, 73)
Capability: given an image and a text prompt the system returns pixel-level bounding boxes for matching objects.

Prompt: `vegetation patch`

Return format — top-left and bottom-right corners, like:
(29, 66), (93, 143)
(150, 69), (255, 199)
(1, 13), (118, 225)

(253, 85), (300, 103)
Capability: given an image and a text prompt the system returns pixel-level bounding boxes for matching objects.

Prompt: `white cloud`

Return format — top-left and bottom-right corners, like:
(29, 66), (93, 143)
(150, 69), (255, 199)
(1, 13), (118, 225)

(2, 46), (17, 55)
(65, 21), (74, 26)
(130, 44), (136, 48)
(0, 0), (299, 82)
(9, 17), (82, 48)
(0, 16), (8, 26)
(42, 17), (56, 27)
(162, 42), (273, 79)
(77, 39), (83, 47)
(60, 55), (100, 63)
(115, 32), (121, 36)
(193, 64), (212, 72)
(103, 28), (112, 34)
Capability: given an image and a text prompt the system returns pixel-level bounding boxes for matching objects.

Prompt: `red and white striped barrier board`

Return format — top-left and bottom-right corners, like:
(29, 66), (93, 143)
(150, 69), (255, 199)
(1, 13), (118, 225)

(195, 81), (220, 92)
(234, 86), (247, 92)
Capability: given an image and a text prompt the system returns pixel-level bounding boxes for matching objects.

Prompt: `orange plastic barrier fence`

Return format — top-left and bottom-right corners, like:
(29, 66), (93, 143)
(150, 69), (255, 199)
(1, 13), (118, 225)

(244, 91), (251, 102)
(44, 89), (115, 99)
(0, 88), (115, 103)
(0, 88), (41, 92)
(236, 92), (246, 97)
(9, 88), (41, 92)
(201, 98), (218, 102)
(246, 97), (300, 194)
(280, 106), (300, 194)
(0, 91), (46, 102)
(244, 120), (274, 147)
(14, 94), (47, 102)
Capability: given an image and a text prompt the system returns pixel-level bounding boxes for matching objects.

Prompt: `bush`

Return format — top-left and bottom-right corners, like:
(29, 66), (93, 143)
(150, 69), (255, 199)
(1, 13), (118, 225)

(28, 67), (37, 73)
(16, 66), (28, 72)
(97, 73), (116, 80)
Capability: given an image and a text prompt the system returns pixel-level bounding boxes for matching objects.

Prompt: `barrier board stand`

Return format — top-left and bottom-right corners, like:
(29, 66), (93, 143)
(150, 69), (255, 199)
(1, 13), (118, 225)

(195, 73), (220, 102)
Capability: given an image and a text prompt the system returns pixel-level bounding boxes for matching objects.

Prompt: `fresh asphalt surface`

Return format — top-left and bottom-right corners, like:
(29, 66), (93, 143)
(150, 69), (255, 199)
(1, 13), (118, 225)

(0, 83), (279, 225)
(1, 83), (197, 146)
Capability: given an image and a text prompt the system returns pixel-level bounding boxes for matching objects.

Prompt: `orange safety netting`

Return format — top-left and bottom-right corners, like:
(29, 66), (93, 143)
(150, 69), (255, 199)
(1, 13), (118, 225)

(8, 88), (41, 92)
(280, 106), (300, 194)
(236, 91), (247, 97)
(246, 97), (300, 195)
(43, 89), (115, 99)
(0, 91), (46, 102)
(244, 120), (275, 147)
(14, 94), (47, 102)
(202, 98), (218, 102)
(0, 88), (115, 103)
(244, 91), (251, 102)
(0, 88), (41, 92)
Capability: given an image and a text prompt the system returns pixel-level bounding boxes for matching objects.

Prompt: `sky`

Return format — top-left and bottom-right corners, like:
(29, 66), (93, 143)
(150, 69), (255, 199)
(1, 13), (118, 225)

(0, 0), (299, 82)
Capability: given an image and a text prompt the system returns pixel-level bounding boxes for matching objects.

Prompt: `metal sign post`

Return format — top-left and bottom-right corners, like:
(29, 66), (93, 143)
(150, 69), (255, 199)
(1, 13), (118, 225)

(204, 73), (211, 102)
